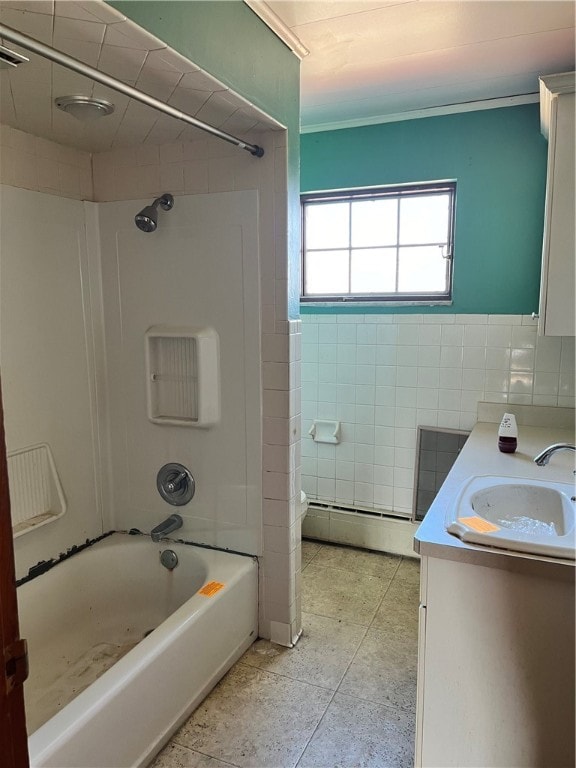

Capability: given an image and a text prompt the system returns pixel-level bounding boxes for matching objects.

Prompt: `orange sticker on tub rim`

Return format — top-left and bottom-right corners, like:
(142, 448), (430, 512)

(199, 581), (225, 597)
(458, 516), (500, 533)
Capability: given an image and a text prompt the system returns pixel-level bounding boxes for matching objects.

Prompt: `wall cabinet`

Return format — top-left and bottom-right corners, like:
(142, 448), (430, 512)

(415, 554), (575, 767)
(537, 72), (575, 337)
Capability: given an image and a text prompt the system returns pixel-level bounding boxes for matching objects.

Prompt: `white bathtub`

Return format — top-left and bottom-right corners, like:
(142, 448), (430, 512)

(17, 532), (258, 767)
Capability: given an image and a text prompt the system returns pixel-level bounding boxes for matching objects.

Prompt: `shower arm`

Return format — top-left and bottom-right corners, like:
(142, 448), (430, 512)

(0, 22), (265, 158)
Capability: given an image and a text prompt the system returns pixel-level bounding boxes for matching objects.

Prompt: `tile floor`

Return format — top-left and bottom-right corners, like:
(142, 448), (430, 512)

(151, 541), (420, 768)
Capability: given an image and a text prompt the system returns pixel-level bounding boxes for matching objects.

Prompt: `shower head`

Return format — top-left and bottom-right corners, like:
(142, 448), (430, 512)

(135, 204), (159, 233)
(135, 193), (174, 233)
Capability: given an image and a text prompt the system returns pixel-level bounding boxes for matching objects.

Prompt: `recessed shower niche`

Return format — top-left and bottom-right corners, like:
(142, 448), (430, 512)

(145, 326), (220, 427)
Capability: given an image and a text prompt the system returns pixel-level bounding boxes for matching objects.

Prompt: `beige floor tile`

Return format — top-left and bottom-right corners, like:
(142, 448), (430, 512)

(338, 627), (417, 713)
(296, 692), (415, 768)
(302, 540), (323, 565)
(372, 579), (420, 636)
(241, 612), (367, 690)
(302, 565), (391, 626)
(151, 742), (235, 768)
(173, 663), (332, 768)
(395, 557), (420, 585)
(311, 543), (401, 579)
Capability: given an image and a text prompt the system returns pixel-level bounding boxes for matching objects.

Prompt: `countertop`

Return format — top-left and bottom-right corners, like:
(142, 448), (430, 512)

(414, 420), (575, 577)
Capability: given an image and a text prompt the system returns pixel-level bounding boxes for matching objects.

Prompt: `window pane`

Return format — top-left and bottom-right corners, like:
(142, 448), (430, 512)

(305, 250), (349, 294)
(351, 248), (397, 293)
(301, 182), (455, 301)
(305, 202), (349, 249)
(397, 246), (447, 293)
(399, 193), (451, 245)
(351, 199), (397, 247)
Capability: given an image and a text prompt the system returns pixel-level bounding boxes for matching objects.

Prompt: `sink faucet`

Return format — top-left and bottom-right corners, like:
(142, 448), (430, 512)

(150, 513), (183, 542)
(533, 443), (576, 466)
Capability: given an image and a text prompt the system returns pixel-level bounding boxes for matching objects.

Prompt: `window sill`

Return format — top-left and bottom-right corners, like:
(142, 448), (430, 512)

(300, 299), (454, 311)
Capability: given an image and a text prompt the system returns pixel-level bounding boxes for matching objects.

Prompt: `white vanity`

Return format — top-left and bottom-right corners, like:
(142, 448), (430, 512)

(414, 404), (575, 767)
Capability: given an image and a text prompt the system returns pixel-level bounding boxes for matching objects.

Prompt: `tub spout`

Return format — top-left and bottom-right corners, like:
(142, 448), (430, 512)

(150, 514), (183, 542)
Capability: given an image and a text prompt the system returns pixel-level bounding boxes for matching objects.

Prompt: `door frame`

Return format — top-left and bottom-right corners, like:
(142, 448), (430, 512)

(0, 377), (29, 766)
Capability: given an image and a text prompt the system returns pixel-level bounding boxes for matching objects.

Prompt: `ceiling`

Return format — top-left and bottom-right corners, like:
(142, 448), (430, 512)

(0, 1), (277, 153)
(262, 0), (576, 130)
(0, 1), (574, 149)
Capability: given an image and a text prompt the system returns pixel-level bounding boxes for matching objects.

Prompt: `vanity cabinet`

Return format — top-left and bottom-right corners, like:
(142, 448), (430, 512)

(537, 72), (575, 337)
(415, 554), (575, 767)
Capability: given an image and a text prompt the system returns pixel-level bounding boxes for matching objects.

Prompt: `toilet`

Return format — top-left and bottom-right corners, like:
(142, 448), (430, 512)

(300, 490), (309, 520)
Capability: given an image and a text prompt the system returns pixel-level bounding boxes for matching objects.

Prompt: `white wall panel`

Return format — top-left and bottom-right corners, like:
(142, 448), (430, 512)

(1, 185), (102, 578)
(97, 192), (262, 554)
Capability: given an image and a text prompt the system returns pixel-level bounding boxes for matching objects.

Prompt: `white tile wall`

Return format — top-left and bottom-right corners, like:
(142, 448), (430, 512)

(91, 131), (277, 201)
(0, 125), (93, 200)
(302, 313), (575, 518)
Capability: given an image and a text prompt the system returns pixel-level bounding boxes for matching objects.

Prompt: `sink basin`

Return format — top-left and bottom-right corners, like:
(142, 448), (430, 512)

(446, 475), (575, 559)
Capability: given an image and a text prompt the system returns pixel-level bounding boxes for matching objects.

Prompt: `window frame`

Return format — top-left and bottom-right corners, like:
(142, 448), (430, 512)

(300, 181), (456, 305)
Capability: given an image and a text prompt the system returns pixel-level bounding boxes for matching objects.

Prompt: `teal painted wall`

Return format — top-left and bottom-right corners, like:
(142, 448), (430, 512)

(110, 0), (302, 318)
(300, 105), (548, 315)
(110, 0), (298, 129)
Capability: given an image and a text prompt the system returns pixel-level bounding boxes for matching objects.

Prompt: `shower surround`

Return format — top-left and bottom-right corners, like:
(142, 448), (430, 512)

(96, 187), (261, 553)
(1, 121), (300, 648)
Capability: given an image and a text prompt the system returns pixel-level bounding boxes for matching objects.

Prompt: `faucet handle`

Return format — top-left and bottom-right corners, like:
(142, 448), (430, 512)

(157, 463), (195, 506)
(166, 471), (188, 493)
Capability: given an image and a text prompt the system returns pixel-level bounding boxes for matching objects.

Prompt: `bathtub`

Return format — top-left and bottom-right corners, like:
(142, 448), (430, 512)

(17, 532), (258, 767)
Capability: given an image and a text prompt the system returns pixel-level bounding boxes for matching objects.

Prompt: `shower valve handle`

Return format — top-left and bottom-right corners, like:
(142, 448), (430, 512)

(157, 463), (195, 506)
(166, 471), (187, 493)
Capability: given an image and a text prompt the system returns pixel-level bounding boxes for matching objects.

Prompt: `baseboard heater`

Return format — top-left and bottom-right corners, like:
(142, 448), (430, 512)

(308, 500), (410, 522)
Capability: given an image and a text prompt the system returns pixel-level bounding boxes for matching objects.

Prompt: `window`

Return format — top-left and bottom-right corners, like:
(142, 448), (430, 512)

(301, 181), (456, 303)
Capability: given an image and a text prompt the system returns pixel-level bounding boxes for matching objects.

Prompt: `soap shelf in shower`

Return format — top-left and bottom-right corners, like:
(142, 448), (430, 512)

(145, 325), (220, 428)
(8, 443), (67, 537)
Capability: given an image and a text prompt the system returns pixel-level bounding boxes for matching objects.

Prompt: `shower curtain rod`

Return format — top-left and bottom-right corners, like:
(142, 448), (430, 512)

(0, 23), (265, 157)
